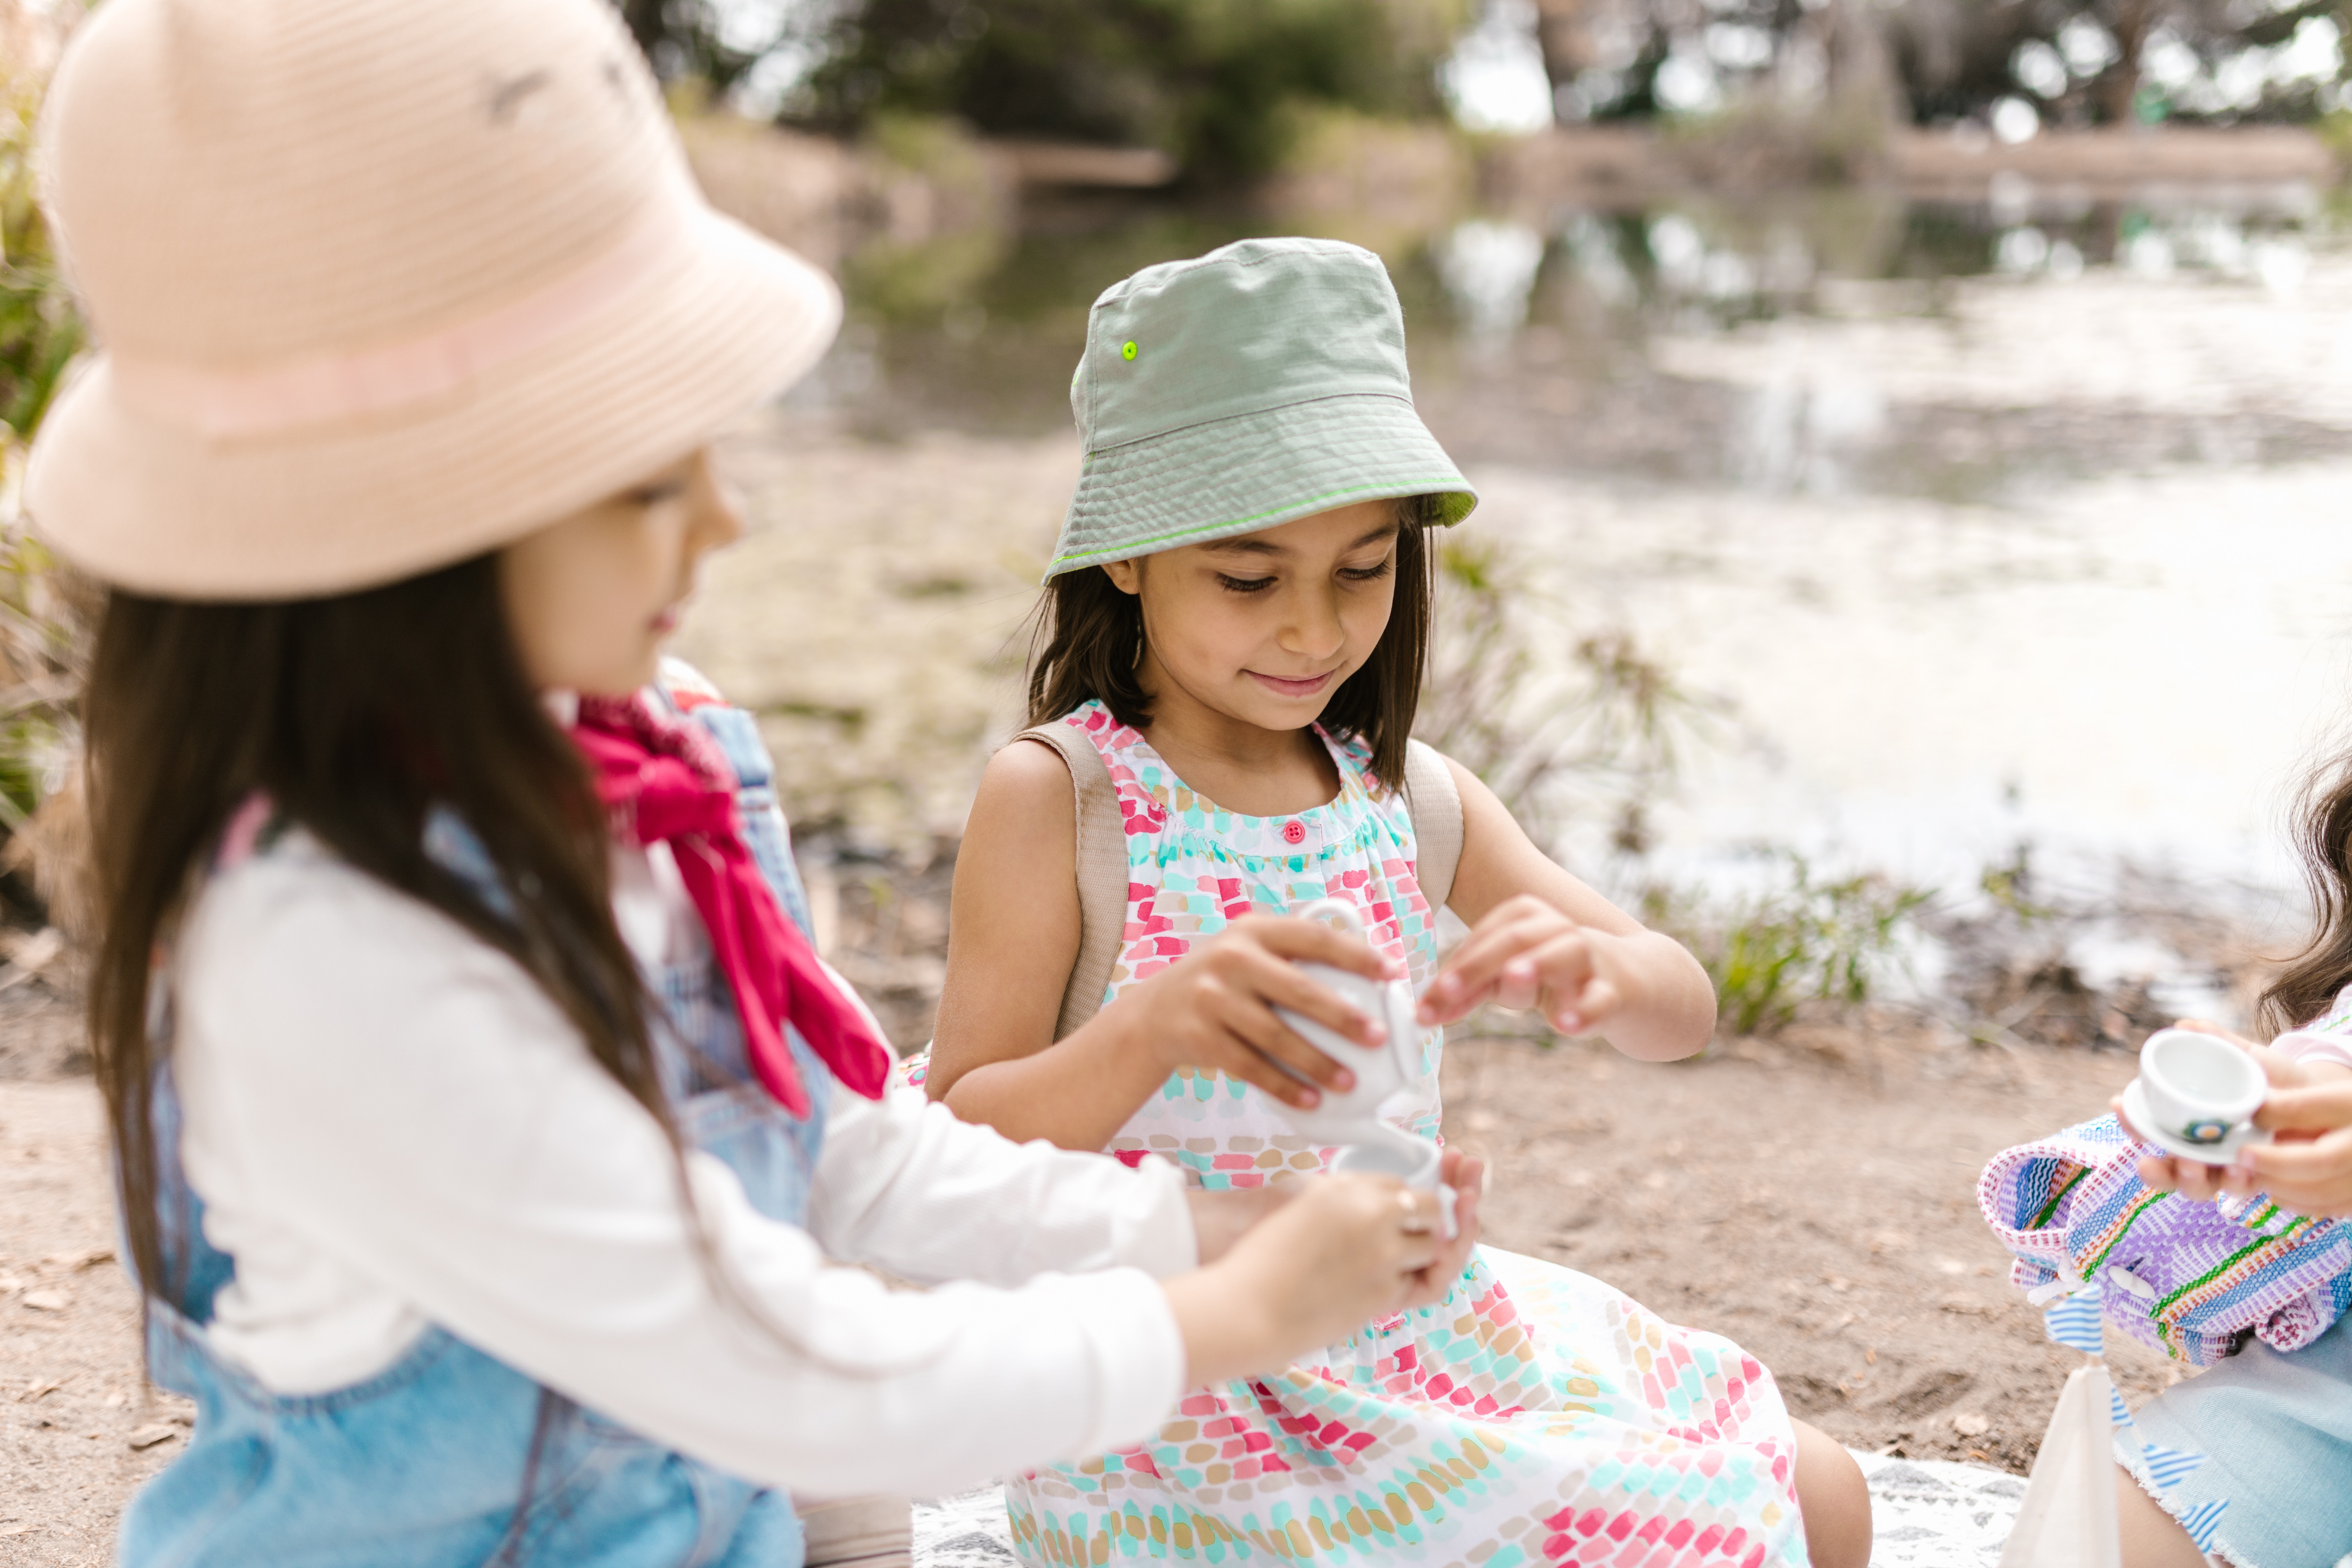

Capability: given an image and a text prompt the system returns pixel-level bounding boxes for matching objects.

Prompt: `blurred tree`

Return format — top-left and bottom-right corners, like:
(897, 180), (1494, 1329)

(1888, 0), (2347, 125)
(1, 0), (90, 856)
(2, 8), (80, 460)
(782, 0), (1471, 182)
(1526, 0), (2349, 126)
(1531, 0), (1593, 82)
(616, 0), (780, 97)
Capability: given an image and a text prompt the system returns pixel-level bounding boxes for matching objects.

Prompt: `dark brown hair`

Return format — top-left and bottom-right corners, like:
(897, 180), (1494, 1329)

(2262, 749), (2352, 1034)
(1026, 496), (1440, 788)
(83, 555), (672, 1317)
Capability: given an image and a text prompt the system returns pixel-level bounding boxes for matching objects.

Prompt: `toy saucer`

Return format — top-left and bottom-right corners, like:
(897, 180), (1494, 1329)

(2120, 1077), (2270, 1164)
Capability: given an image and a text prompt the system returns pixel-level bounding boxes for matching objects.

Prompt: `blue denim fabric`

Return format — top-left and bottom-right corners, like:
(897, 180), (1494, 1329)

(122, 698), (829, 1568)
(2123, 1310), (2352, 1568)
(666, 691), (817, 945)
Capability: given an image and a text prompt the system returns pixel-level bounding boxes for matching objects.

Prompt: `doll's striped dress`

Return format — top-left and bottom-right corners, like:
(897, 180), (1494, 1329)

(1004, 702), (1810, 1568)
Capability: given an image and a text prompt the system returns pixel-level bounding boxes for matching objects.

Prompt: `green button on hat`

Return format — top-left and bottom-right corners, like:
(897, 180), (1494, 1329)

(1045, 237), (1477, 579)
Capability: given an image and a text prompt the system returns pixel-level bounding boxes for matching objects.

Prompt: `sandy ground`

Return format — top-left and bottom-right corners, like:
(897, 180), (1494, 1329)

(1439, 1021), (2179, 1474)
(0, 975), (2172, 1560)
(0, 1062), (193, 1567)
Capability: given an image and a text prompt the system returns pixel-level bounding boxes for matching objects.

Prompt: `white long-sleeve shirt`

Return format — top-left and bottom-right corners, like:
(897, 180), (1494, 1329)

(171, 827), (1193, 1497)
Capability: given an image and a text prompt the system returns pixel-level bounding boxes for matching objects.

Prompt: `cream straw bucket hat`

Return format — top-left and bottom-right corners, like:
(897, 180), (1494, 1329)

(25, 0), (841, 600)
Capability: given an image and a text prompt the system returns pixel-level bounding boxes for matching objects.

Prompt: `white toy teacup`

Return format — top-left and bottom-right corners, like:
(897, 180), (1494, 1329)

(2126, 1027), (2270, 1161)
(1271, 898), (1458, 1239)
(1332, 1123), (1460, 1241)
(1268, 898), (1422, 1139)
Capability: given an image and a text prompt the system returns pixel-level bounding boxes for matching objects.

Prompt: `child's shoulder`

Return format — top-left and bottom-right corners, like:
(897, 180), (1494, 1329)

(654, 655), (729, 712)
(979, 722), (1088, 813)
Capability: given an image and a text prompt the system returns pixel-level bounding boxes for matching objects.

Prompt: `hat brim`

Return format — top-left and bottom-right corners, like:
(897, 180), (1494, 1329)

(26, 203), (840, 600)
(1046, 392), (1475, 580)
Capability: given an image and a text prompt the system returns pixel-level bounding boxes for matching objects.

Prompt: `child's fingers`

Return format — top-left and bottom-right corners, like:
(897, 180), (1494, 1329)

(2254, 1078), (2352, 1134)
(2172, 1018), (2261, 1053)
(1493, 956), (1544, 1013)
(2246, 1043), (2319, 1090)
(1416, 978), (1496, 1028)
(2223, 1159), (2352, 1218)
(1242, 915), (1396, 981)
(1213, 993), (1381, 1102)
(1419, 910), (1562, 1023)
(2176, 1160), (2229, 1202)
(1214, 1035), (1323, 1109)
(1551, 979), (1618, 1037)
(1504, 930), (1598, 1025)
(2110, 1093), (2152, 1145)
(1443, 1152), (1486, 1235)
(1230, 944), (1386, 1055)
(2237, 1126), (2352, 1187)
(1221, 1019), (1347, 1105)
(2113, 1096), (2230, 1198)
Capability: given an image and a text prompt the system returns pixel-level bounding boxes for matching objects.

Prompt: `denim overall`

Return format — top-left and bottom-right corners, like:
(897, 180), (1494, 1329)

(122, 693), (832, 1568)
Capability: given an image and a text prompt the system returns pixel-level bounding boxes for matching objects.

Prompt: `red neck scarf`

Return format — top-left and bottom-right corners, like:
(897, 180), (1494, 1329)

(570, 694), (891, 1118)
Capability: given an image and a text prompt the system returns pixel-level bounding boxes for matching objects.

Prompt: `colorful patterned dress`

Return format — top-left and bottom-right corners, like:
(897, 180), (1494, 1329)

(946, 701), (1810, 1567)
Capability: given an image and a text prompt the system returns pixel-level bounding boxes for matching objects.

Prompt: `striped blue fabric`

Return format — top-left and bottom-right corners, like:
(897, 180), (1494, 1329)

(2107, 1385), (2134, 1430)
(2135, 1443), (2205, 1491)
(2179, 1497), (2228, 1552)
(2044, 1284), (2105, 1354)
(2008, 1157), (2063, 1231)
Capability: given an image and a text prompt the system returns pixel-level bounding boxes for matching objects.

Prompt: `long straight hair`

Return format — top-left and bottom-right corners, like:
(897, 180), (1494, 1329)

(83, 554), (672, 1316)
(2263, 749), (2352, 1034)
(1025, 495), (1440, 788)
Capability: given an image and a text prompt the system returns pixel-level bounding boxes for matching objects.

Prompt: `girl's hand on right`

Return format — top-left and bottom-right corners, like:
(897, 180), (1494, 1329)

(1163, 1174), (1448, 1386)
(1105, 916), (1398, 1111)
(2116, 1019), (2352, 1204)
(2231, 1072), (2352, 1217)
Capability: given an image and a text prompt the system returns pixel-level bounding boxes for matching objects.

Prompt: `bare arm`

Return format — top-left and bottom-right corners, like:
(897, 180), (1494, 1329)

(1420, 756), (1716, 1061)
(926, 741), (1162, 1149)
(929, 740), (1394, 1152)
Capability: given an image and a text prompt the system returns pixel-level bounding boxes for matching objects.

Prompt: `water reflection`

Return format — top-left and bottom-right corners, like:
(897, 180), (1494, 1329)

(808, 182), (2347, 505)
(1434, 219), (1544, 347)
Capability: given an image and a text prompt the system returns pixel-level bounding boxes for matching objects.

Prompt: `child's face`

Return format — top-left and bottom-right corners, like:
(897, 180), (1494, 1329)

(1106, 499), (1400, 732)
(498, 447), (744, 696)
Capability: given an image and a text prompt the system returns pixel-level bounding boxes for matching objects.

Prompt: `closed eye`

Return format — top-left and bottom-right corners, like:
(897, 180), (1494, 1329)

(1216, 573), (1277, 595)
(623, 478), (690, 508)
(1339, 557), (1394, 583)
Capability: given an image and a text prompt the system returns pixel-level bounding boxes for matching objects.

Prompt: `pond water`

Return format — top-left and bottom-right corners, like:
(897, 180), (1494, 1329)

(771, 180), (2352, 999)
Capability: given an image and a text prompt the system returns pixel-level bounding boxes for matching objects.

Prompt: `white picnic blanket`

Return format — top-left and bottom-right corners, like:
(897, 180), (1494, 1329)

(910, 1449), (2030, 1567)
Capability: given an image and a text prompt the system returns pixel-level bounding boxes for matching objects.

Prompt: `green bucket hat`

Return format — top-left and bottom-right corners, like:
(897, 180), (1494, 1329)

(1044, 236), (1476, 580)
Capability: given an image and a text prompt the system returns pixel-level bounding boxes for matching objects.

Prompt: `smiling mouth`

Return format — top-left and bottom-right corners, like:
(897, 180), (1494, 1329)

(1247, 669), (1337, 699)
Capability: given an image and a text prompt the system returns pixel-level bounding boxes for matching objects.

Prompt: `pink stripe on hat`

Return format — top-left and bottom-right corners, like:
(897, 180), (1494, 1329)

(111, 174), (698, 440)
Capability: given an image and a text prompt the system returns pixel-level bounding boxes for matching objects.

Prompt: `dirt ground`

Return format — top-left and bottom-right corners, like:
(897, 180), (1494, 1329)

(0, 1049), (193, 1567)
(1440, 1019), (2180, 1474)
(0, 976), (2176, 1562)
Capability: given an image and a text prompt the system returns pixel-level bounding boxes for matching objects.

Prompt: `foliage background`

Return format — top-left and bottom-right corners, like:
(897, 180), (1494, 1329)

(0, 0), (90, 916)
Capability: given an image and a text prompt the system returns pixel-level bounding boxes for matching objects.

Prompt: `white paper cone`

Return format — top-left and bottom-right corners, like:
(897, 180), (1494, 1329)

(796, 1494), (913, 1568)
(1998, 1363), (2121, 1568)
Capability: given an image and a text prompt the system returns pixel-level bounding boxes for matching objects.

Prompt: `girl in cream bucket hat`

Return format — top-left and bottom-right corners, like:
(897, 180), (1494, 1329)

(30, 1), (1470, 1563)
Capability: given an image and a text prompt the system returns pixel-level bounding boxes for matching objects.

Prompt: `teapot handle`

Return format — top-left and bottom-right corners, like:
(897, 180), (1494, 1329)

(1291, 896), (1366, 936)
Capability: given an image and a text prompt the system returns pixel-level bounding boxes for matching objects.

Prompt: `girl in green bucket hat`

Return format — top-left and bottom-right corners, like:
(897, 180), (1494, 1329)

(918, 238), (1873, 1566)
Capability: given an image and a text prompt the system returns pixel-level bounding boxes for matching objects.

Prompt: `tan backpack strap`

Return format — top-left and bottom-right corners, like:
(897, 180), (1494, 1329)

(1402, 739), (1464, 915)
(1014, 722), (1129, 1041)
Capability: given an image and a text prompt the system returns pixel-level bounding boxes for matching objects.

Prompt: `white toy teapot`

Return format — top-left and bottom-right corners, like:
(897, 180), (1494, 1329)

(1271, 898), (1458, 1239)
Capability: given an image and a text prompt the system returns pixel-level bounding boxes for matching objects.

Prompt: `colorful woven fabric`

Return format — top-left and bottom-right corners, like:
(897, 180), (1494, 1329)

(1977, 1113), (2350, 1366)
(1000, 703), (1808, 1566)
